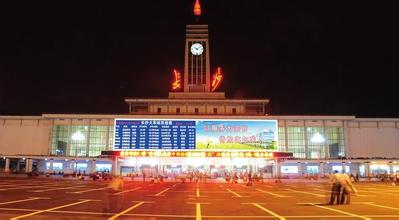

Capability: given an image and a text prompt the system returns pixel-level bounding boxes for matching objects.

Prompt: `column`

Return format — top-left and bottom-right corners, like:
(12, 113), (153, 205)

(112, 157), (119, 176)
(49, 160), (54, 173)
(364, 162), (371, 178)
(297, 162), (303, 176)
(5, 158), (10, 173)
(16, 160), (21, 172)
(319, 162), (324, 175)
(275, 159), (281, 178)
(25, 159), (33, 173)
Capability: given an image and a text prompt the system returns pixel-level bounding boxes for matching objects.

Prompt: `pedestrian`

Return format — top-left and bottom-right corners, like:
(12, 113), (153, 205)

(234, 172), (238, 184)
(328, 171), (341, 205)
(246, 171), (253, 186)
(106, 176), (124, 213)
(337, 173), (357, 204)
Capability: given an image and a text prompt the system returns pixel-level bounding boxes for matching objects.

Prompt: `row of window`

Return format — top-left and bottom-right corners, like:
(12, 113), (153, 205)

(156, 107), (237, 114)
(278, 127), (345, 159)
(51, 125), (114, 157)
(51, 125), (345, 159)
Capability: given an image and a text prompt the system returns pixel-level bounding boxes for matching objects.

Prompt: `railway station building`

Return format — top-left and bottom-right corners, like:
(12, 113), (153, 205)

(1, 1), (399, 179)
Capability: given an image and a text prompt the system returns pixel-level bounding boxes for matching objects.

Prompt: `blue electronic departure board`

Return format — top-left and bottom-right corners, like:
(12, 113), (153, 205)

(114, 119), (196, 150)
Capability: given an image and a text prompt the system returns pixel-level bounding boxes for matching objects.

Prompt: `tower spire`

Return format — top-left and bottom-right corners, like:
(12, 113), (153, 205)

(194, 0), (201, 16)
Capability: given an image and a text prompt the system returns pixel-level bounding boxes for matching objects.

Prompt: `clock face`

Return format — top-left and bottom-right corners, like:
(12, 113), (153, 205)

(190, 43), (204, 55)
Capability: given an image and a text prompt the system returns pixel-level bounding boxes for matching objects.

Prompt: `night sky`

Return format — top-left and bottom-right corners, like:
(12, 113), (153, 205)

(0, 1), (398, 117)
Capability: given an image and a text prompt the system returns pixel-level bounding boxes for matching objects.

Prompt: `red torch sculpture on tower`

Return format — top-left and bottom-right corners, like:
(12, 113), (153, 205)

(194, 0), (201, 16)
(211, 67), (223, 92)
(171, 69), (182, 91)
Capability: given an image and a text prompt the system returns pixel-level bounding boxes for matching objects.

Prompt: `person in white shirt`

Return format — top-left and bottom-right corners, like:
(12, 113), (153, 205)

(335, 173), (357, 204)
(328, 171), (341, 205)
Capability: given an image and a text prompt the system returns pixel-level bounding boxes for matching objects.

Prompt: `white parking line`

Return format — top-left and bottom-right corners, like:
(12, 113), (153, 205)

(362, 202), (399, 211)
(285, 189), (324, 197)
(114, 187), (141, 195)
(108, 201), (145, 220)
(10, 199), (94, 220)
(0, 197), (50, 205)
(226, 189), (242, 197)
(252, 203), (286, 220)
(28, 185), (86, 193)
(68, 186), (109, 194)
(256, 189), (289, 198)
(309, 203), (371, 220)
(155, 188), (170, 196)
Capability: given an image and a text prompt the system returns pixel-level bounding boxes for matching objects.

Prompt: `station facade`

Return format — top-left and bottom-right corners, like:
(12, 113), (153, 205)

(1, 0), (399, 178)
(1, 114), (399, 178)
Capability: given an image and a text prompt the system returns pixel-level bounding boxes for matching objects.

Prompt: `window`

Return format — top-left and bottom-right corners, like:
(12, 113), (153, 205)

(281, 166), (298, 174)
(46, 162), (63, 171)
(232, 108), (237, 114)
(195, 108), (199, 114)
(70, 126), (88, 157)
(157, 108), (161, 114)
(96, 164), (112, 172)
(306, 166), (319, 174)
(325, 127), (345, 158)
(88, 126), (108, 157)
(51, 125), (69, 156)
(176, 108), (180, 114)
(287, 127), (305, 159)
(307, 127), (325, 159)
(213, 108), (217, 114)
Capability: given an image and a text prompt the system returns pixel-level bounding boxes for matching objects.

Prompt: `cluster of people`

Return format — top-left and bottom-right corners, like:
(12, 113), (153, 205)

(186, 171), (208, 183)
(375, 172), (399, 184)
(328, 170), (357, 205)
(224, 171), (269, 185)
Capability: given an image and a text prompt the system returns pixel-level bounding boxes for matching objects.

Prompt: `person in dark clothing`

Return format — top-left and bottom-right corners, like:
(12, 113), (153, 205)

(328, 171), (341, 205)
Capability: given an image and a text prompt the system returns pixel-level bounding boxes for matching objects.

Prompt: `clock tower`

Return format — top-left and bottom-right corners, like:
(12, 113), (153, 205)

(184, 0), (211, 92)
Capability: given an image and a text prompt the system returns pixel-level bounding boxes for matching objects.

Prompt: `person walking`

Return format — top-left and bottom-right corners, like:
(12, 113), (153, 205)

(246, 171), (253, 186)
(337, 172), (357, 204)
(328, 171), (341, 205)
(106, 176), (124, 213)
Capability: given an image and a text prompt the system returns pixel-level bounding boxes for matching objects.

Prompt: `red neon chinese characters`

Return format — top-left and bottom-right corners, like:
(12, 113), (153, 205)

(211, 67), (223, 92)
(194, 0), (201, 16)
(171, 69), (182, 91)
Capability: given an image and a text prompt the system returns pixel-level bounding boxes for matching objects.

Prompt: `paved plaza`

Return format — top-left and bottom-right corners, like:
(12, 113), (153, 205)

(0, 176), (399, 219)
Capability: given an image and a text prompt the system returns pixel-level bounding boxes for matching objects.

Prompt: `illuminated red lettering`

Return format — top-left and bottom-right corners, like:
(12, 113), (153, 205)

(219, 136), (226, 143)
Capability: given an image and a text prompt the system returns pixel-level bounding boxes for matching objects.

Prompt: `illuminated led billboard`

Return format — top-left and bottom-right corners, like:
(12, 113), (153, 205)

(114, 119), (277, 151)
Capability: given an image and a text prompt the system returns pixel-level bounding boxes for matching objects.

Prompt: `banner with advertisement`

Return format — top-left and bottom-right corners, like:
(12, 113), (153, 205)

(114, 119), (277, 151)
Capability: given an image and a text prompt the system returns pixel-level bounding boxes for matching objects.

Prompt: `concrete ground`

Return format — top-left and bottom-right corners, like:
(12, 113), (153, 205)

(0, 176), (399, 219)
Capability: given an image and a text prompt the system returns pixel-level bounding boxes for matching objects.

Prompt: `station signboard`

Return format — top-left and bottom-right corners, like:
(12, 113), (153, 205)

(113, 119), (277, 151)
